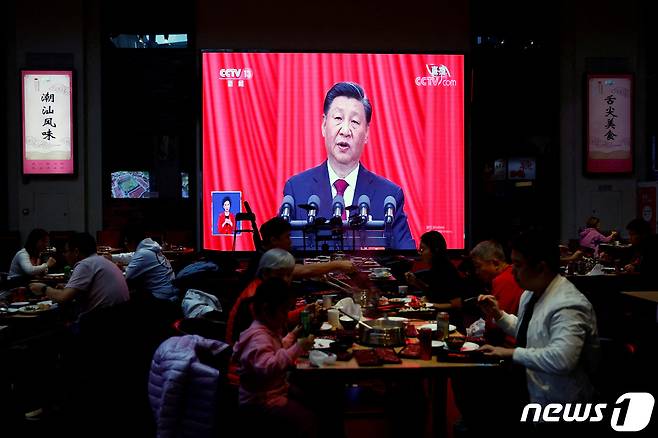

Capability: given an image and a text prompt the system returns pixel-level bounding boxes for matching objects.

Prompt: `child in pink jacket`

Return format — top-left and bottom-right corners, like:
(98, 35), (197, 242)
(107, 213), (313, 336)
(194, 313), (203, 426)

(232, 278), (316, 437)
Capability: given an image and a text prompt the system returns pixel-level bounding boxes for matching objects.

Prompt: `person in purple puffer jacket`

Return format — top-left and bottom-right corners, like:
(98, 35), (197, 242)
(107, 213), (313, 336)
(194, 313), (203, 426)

(579, 216), (618, 255)
(232, 278), (316, 438)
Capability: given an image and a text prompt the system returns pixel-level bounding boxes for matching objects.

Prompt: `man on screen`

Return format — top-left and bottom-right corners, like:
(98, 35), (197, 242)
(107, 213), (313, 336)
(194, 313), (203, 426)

(283, 81), (415, 249)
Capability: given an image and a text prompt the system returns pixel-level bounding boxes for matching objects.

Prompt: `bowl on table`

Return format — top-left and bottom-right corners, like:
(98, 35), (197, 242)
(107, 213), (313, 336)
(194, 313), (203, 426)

(446, 335), (466, 351)
(339, 316), (358, 330)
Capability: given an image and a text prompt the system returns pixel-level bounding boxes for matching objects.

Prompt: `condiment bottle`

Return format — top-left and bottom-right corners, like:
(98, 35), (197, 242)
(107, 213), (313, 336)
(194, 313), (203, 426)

(437, 312), (450, 341)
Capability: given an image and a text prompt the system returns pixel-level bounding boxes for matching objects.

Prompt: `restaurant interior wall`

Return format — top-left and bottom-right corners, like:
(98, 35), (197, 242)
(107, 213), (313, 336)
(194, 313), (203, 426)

(468, 1), (560, 245)
(100, 0), (471, 247)
(559, 0), (650, 243)
(3, 0), (103, 246)
(100, 0), (196, 238)
(2, 0), (654, 253)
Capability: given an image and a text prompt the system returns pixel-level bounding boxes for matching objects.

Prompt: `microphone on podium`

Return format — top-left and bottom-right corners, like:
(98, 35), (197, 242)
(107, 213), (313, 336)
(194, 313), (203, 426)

(384, 196), (396, 225)
(330, 195), (345, 226)
(298, 194), (320, 224)
(332, 195), (345, 219)
(358, 194), (371, 222)
(280, 195), (294, 222)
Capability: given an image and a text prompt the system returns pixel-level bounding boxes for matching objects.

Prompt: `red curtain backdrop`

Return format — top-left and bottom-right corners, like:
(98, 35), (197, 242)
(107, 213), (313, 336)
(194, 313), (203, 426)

(202, 52), (464, 250)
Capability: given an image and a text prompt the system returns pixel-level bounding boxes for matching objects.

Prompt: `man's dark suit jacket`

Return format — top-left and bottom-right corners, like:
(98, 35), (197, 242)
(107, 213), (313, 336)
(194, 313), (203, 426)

(283, 161), (416, 249)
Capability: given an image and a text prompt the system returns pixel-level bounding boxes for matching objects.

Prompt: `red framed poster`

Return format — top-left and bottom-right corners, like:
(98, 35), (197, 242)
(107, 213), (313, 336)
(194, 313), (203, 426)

(22, 70), (74, 174)
(586, 74), (633, 174)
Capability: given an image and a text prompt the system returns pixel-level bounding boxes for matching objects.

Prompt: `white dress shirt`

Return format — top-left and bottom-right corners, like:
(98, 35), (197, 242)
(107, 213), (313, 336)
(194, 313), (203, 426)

(327, 162), (360, 208)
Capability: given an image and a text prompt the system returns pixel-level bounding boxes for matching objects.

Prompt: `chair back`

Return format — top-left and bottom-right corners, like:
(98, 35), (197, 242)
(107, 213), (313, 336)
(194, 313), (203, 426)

(232, 212), (260, 251)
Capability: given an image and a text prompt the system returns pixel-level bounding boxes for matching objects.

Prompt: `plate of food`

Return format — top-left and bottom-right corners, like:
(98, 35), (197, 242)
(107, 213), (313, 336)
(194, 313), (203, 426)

(460, 341), (480, 352)
(17, 302), (55, 314)
(361, 260), (379, 265)
(313, 338), (335, 350)
(368, 271), (392, 279)
(377, 316), (408, 322)
(432, 340), (446, 348)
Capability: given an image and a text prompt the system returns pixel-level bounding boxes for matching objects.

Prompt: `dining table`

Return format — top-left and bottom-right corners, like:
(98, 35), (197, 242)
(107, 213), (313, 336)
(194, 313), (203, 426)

(292, 319), (500, 437)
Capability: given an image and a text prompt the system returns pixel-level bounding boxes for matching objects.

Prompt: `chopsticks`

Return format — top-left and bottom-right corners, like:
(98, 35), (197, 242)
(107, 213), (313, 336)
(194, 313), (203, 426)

(324, 275), (358, 295)
(336, 307), (373, 330)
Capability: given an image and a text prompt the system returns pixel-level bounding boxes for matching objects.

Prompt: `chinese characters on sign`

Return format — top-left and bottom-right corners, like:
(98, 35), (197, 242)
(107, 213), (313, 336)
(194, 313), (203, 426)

(22, 71), (74, 174)
(587, 75), (632, 173)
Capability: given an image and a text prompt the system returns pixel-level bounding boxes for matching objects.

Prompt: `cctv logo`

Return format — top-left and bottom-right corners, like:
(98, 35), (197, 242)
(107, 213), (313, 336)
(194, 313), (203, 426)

(218, 68), (253, 88)
(415, 64), (457, 87)
(520, 392), (655, 432)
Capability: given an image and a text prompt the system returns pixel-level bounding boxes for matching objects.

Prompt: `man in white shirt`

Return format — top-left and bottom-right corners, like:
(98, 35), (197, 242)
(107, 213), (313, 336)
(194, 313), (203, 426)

(478, 231), (599, 406)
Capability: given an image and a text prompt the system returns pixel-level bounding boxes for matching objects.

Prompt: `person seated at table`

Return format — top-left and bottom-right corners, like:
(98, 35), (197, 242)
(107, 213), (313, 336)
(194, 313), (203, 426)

(623, 218), (658, 278)
(559, 244), (584, 265)
(579, 216), (618, 256)
(452, 240), (526, 436)
(470, 239), (523, 347)
(29, 232), (129, 321)
(110, 226), (179, 302)
(8, 228), (57, 281)
(242, 217), (356, 285)
(477, 230), (599, 407)
(403, 230), (466, 310)
(232, 278), (316, 438)
(227, 248), (314, 345)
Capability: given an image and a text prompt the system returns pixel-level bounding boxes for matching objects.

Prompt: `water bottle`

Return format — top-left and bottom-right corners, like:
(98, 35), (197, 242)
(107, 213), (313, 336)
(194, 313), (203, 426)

(300, 310), (311, 337)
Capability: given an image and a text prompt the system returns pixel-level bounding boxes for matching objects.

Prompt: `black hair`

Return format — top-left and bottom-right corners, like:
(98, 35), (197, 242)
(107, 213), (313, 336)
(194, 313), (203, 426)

(222, 196), (231, 206)
(421, 231), (448, 259)
(67, 232), (97, 257)
(323, 82), (372, 124)
(586, 216), (600, 229)
(24, 228), (49, 259)
(260, 217), (292, 246)
(250, 277), (293, 318)
(626, 218), (651, 237)
(510, 230), (560, 273)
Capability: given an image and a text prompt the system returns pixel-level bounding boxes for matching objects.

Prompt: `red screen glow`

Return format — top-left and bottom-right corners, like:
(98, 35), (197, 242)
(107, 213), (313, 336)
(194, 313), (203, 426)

(202, 52), (465, 250)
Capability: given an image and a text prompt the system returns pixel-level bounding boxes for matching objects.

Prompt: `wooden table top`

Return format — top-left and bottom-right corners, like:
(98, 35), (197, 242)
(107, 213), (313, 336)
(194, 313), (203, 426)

(621, 291), (658, 303)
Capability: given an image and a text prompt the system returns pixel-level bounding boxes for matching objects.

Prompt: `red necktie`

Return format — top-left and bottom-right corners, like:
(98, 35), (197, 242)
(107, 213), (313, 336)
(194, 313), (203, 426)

(333, 179), (349, 220)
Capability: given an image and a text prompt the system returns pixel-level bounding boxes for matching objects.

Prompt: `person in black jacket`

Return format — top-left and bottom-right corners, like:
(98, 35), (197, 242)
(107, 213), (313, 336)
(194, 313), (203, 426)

(404, 230), (465, 310)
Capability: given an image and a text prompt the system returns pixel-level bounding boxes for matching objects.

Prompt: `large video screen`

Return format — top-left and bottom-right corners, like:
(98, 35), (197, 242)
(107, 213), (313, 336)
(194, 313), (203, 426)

(202, 52), (465, 251)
